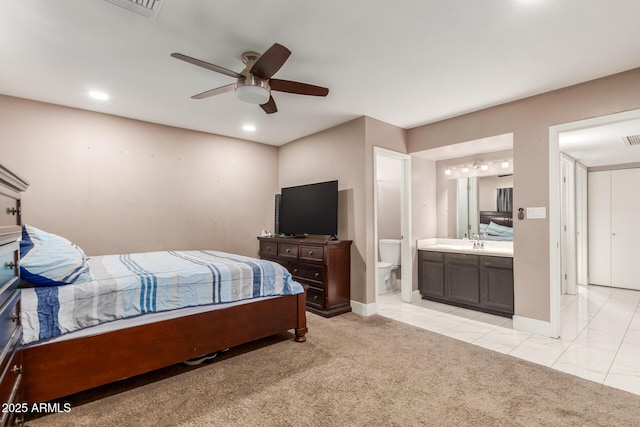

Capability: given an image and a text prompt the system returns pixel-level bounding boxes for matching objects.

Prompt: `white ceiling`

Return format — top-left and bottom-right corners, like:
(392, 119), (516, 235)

(559, 118), (640, 167)
(2, 1), (640, 147)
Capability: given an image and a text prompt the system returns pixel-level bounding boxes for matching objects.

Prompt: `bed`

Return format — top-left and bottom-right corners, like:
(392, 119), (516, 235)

(479, 211), (513, 241)
(2, 165), (307, 405)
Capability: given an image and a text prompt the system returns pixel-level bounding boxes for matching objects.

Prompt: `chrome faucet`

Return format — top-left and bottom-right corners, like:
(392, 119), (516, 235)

(472, 233), (486, 249)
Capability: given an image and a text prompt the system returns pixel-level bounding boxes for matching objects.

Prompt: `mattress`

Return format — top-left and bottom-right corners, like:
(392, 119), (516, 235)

(21, 250), (304, 345)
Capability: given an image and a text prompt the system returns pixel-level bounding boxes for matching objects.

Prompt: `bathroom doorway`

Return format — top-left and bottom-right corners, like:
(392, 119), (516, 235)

(373, 147), (412, 304)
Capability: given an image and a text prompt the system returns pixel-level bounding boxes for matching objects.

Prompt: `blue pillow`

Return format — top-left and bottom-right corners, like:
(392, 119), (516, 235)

(20, 225), (92, 287)
(486, 221), (513, 236)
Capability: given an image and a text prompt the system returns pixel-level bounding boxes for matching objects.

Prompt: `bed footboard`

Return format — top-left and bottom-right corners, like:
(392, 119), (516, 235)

(22, 291), (307, 404)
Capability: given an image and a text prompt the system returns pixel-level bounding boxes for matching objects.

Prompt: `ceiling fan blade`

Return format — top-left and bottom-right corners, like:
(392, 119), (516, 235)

(250, 43), (291, 79)
(171, 53), (240, 79)
(191, 84), (235, 99)
(260, 96), (278, 114)
(269, 79), (329, 97)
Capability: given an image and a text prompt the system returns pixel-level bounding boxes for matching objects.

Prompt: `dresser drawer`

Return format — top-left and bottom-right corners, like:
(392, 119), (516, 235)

(0, 291), (20, 354)
(0, 193), (20, 228)
(299, 245), (324, 262)
(0, 241), (18, 307)
(259, 241), (278, 257)
(291, 264), (325, 284)
(0, 343), (22, 427)
(306, 286), (325, 310)
(278, 243), (299, 259)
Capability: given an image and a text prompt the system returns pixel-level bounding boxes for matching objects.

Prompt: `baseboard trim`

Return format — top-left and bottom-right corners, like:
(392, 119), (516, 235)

(350, 300), (376, 316)
(513, 315), (558, 338)
(411, 290), (421, 302)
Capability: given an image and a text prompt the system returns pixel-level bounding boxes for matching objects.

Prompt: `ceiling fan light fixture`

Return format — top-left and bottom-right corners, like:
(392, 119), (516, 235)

(236, 85), (270, 105)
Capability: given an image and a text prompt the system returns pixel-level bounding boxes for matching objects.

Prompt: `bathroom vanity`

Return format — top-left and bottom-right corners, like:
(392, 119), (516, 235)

(417, 239), (514, 317)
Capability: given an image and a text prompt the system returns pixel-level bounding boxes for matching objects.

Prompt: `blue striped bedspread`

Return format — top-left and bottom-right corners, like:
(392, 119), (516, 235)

(20, 250), (304, 345)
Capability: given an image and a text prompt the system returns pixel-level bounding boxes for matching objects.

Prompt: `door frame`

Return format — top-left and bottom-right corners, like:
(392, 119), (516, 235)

(560, 153), (577, 295)
(373, 147), (413, 303)
(549, 107), (640, 337)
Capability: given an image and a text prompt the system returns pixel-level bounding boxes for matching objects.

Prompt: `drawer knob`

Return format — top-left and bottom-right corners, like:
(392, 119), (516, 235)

(6, 207), (20, 216)
(11, 364), (22, 374)
(314, 273), (320, 279)
(293, 268), (298, 274)
(6, 262), (16, 269)
(313, 295), (319, 301)
(10, 313), (18, 323)
(308, 251), (314, 256)
(266, 246), (271, 251)
(285, 248), (290, 253)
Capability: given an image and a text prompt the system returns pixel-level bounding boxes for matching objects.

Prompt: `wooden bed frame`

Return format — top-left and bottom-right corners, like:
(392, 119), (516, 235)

(479, 210), (513, 228)
(23, 292), (307, 403)
(1, 161), (308, 404)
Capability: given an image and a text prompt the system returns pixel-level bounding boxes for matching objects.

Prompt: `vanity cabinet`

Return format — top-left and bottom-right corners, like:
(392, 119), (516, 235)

(418, 250), (513, 317)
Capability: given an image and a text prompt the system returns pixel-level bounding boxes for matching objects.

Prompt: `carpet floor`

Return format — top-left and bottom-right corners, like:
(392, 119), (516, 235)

(27, 312), (640, 426)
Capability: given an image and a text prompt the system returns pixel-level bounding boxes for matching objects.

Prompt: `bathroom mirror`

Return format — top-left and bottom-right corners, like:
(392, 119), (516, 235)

(450, 174), (514, 240)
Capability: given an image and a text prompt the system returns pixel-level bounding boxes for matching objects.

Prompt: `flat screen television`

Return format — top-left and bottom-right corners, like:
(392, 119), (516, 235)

(279, 180), (338, 237)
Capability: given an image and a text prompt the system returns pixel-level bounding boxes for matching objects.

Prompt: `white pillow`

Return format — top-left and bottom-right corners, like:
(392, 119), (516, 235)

(20, 224), (92, 287)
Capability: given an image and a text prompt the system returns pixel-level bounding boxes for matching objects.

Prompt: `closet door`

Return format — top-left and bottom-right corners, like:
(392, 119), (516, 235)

(611, 168), (640, 290)
(587, 171), (610, 286)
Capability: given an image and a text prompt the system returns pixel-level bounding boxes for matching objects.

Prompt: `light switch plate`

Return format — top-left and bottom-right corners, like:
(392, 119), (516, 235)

(526, 207), (546, 219)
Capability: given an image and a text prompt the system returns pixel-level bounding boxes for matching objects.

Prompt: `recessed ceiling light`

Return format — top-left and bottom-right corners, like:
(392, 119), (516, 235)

(89, 91), (109, 101)
(243, 124), (256, 132)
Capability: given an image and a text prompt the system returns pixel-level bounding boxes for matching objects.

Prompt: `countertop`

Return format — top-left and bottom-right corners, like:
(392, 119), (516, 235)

(417, 238), (513, 258)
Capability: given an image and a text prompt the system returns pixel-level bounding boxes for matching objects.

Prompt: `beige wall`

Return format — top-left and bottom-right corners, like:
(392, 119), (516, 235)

(376, 155), (402, 240)
(278, 118), (367, 302)
(0, 95), (278, 257)
(364, 117), (408, 304)
(408, 67), (640, 323)
(278, 116), (408, 305)
(410, 155), (436, 290)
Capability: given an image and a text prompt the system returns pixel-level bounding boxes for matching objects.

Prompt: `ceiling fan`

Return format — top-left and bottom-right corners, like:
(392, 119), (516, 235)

(171, 43), (329, 114)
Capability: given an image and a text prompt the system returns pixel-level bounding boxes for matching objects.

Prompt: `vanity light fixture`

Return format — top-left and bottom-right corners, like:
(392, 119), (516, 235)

(481, 163), (489, 171)
(443, 159), (513, 176)
(462, 166), (469, 173)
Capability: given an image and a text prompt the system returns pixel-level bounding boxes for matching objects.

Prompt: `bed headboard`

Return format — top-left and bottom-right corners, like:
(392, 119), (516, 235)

(480, 211), (513, 228)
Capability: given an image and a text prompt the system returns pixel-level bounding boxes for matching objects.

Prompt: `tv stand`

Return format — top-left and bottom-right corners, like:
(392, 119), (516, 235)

(258, 236), (352, 317)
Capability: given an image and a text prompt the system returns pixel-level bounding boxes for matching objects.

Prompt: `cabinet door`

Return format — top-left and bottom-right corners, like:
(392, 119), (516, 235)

(420, 260), (445, 298)
(587, 171), (611, 286)
(445, 264), (480, 305)
(481, 267), (514, 314)
(611, 168), (640, 290)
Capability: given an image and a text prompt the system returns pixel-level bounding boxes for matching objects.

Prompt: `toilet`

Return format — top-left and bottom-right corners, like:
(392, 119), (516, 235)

(377, 239), (401, 294)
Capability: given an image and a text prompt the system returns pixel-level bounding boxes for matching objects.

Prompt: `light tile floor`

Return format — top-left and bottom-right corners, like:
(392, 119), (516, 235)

(376, 284), (640, 396)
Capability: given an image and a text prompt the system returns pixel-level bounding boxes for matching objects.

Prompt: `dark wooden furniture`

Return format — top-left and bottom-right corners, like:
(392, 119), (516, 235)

(418, 250), (513, 317)
(1, 160), (307, 405)
(0, 163), (29, 427)
(23, 292), (307, 403)
(479, 211), (513, 228)
(258, 236), (351, 317)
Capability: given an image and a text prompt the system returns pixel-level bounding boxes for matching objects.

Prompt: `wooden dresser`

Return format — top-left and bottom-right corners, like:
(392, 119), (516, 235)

(258, 236), (352, 317)
(0, 163), (29, 427)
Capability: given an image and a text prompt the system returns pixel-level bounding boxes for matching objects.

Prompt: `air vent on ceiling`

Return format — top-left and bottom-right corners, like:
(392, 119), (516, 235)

(621, 135), (640, 146)
(103, 0), (164, 20)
